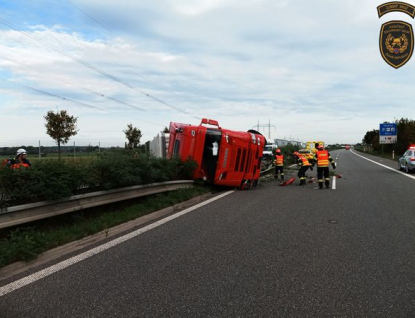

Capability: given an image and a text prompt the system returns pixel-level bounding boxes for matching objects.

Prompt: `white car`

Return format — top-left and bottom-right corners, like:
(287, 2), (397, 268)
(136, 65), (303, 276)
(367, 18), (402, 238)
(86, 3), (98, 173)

(398, 145), (415, 173)
(262, 144), (277, 158)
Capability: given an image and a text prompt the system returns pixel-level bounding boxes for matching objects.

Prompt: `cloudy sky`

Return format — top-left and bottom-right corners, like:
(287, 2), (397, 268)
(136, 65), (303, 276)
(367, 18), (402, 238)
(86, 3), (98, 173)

(0, 0), (414, 147)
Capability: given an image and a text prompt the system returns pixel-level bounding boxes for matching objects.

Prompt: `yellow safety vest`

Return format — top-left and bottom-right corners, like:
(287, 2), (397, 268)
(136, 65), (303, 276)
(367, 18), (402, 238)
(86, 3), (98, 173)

(298, 155), (311, 166)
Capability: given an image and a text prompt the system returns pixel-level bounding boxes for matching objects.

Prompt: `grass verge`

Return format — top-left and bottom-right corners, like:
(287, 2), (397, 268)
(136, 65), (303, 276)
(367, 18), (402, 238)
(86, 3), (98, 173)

(0, 185), (213, 269)
(353, 147), (398, 161)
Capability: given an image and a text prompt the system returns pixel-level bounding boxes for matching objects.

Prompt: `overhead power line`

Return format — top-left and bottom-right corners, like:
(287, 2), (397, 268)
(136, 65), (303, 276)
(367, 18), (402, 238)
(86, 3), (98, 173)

(80, 87), (146, 111)
(67, 1), (209, 107)
(0, 76), (106, 111)
(0, 54), (145, 112)
(0, 17), (198, 119)
(68, 1), (113, 33)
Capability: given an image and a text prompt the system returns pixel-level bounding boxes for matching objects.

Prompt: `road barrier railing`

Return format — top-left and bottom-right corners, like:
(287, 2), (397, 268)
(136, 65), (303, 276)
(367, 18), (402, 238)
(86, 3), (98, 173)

(0, 180), (194, 230)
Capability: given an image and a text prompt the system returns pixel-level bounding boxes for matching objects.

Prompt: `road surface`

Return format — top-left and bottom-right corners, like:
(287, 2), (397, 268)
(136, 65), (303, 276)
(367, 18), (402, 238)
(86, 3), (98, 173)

(1, 149), (415, 317)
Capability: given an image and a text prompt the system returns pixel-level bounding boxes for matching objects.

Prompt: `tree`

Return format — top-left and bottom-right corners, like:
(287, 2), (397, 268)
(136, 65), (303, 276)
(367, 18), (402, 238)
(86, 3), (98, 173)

(44, 110), (78, 160)
(123, 124), (142, 149)
(362, 129), (379, 146)
(395, 118), (415, 154)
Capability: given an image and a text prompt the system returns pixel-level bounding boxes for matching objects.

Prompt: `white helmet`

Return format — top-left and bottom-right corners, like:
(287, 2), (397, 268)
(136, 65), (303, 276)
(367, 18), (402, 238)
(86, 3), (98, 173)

(16, 148), (27, 156)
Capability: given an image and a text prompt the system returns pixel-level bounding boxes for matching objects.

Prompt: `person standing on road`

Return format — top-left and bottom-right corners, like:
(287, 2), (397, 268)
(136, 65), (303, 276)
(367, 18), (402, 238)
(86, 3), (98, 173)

(294, 151), (313, 186)
(313, 145), (335, 189)
(274, 149), (284, 180)
(6, 148), (32, 169)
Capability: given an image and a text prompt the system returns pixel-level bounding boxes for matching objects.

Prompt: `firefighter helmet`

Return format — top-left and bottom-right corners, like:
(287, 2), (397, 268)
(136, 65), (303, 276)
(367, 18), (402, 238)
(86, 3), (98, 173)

(293, 151), (299, 156)
(276, 149), (281, 154)
(16, 148), (27, 156)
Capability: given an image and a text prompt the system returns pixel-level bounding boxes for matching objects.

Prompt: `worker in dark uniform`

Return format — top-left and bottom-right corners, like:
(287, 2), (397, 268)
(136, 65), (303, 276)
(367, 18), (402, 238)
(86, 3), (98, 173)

(274, 149), (284, 180)
(313, 145), (335, 189)
(294, 151), (313, 185)
(6, 148), (31, 169)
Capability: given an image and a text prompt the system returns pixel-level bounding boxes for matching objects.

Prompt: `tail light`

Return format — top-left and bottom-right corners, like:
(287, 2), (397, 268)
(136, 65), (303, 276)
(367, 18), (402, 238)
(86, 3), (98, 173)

(410, 158), (415, 162)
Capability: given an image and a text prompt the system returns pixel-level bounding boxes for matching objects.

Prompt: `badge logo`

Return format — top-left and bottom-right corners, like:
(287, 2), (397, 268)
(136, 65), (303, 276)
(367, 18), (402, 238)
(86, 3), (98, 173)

(379, 20), (414, 68)
(378, 2), (415, 18)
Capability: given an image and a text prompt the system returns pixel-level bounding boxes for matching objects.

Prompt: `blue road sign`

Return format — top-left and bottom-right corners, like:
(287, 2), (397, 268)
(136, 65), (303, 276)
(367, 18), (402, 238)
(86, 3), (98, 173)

(379, 123), (397, 144)
(379, 123), (397, 136)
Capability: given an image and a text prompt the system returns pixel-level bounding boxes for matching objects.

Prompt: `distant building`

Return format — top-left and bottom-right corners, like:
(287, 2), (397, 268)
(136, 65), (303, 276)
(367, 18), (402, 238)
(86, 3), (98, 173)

(274, 138), (303, 148)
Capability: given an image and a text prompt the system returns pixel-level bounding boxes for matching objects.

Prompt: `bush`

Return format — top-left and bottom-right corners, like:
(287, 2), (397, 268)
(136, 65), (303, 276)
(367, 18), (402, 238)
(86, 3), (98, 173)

(0, 227), (43, 265)
(0, 152), (197, 207)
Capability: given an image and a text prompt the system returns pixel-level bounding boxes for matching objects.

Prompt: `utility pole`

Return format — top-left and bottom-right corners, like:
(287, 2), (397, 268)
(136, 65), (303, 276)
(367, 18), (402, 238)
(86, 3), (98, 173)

(253, 119), (276, 141)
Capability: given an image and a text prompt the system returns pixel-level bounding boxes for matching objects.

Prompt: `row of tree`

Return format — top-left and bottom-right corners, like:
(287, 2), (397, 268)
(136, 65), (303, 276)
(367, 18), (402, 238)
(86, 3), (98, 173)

(44, 110), (142, 159)
(362, 118), (415, 154)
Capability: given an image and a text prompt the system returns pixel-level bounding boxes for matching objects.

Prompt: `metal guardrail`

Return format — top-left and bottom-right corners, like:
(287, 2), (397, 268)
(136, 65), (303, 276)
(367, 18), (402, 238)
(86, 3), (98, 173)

(0, 180), (194, 230)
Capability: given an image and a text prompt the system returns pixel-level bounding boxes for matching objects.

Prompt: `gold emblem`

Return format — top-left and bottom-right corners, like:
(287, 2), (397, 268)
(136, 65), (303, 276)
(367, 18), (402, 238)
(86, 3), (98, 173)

(385, 33), (409, 53)
(379, 20), (414, 68)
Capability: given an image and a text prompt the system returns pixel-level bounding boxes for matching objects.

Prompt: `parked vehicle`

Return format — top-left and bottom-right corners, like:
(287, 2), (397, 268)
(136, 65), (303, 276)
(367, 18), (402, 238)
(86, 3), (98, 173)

(262, 143), (278, 158)
(398, 145), (415, 173)
(306, 141), (324, 151)
(167, 118), (266, 189)
(298, 148), (314, 160)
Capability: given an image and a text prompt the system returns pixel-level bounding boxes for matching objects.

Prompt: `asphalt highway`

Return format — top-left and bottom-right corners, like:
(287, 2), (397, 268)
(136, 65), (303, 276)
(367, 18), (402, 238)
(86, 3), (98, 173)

(1, 149), (415, 317)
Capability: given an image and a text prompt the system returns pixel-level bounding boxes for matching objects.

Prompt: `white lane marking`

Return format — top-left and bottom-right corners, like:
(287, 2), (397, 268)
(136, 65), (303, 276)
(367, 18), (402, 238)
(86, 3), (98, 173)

(332, 176), (336, 190)
(351, 150), (415, 180)
(0, 191), (235, 297)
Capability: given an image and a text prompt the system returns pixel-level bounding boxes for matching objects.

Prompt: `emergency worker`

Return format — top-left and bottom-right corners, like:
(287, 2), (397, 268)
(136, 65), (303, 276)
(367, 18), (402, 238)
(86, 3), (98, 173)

(294, 151), (313, 185)
(6, 148), (31, 169)
(305, 151), (315, 164)
(313, 145), (335, 189)
(273, 149), (284, 180)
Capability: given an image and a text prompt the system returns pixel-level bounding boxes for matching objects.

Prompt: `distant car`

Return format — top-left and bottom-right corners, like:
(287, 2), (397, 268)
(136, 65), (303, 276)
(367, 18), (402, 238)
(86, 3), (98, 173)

(398, 145), (415, 173)
(262, 144), (277, 158)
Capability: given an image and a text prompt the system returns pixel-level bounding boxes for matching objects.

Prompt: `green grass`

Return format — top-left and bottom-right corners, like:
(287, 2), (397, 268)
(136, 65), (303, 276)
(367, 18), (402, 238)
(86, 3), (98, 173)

(353, 146), (398, 161)
(0, 185), (213, 269)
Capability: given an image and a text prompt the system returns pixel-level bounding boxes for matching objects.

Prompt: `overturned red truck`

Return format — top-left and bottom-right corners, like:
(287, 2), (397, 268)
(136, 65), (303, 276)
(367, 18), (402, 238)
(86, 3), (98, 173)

(167, 118), (266, 189)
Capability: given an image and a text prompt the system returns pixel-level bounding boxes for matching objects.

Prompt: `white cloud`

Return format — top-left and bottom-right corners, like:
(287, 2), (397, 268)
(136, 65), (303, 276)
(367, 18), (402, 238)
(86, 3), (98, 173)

(0, 0), (413, 148)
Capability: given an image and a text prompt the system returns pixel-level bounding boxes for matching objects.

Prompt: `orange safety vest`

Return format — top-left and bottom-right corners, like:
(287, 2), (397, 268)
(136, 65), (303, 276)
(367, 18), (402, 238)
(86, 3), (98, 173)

(275, 154), (284, 166)
(316, 150), (329, 167)
(10, 162), (30, 169)
(298, 154), (311, 166)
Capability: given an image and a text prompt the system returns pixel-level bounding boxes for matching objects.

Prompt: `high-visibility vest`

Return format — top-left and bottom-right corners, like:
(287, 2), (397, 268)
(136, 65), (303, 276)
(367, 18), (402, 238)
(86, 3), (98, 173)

(275, 155), (284, 166)
(10, 162), (30, 169)
(8, 158), (31, 169)
(316, 150), (329, 167)
(298, 155), (311, 166)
